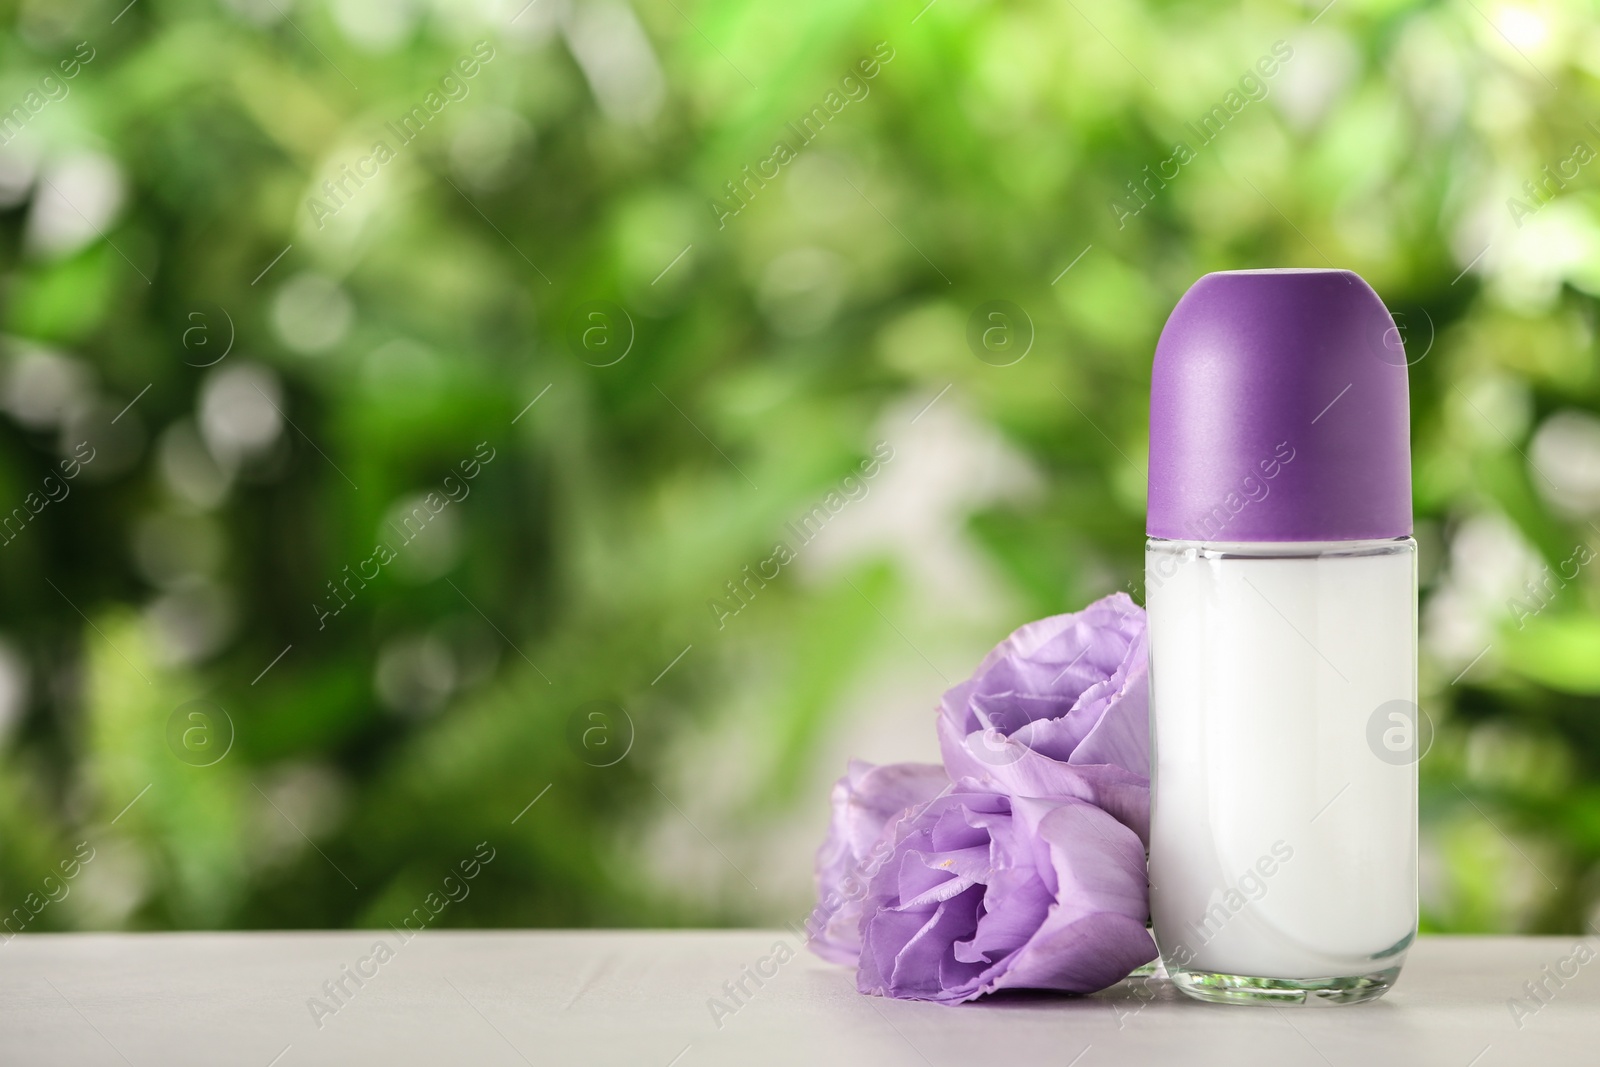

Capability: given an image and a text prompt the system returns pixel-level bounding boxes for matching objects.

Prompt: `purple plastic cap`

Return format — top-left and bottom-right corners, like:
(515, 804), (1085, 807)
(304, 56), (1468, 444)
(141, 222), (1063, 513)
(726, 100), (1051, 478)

(1147, 269), (1411, 542)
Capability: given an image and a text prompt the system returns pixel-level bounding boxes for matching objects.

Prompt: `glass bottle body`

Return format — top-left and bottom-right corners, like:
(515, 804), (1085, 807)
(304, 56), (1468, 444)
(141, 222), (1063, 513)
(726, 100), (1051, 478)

(1146, 537), (1418, 1005)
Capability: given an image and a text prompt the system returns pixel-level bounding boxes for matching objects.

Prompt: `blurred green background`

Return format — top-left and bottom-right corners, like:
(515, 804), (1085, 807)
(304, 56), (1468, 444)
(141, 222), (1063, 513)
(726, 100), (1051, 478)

(0, 0), (1597, 937)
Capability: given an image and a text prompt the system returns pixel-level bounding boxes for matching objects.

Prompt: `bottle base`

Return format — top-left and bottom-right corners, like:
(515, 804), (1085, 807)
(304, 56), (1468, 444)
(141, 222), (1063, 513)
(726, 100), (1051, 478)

(1167, 963), (1402, 1006)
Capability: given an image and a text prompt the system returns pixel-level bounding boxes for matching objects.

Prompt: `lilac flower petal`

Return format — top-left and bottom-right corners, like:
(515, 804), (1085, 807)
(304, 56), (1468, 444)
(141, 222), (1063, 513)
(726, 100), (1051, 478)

(1035, 800), (1151, 921)
(986, 694), (1096, 758)
(970, 626), (1129, 706)
(978, 803), (1156, 997)
(893, 847), (957, 906)
(915, 845), (993, 895)
(856, 790), (1155, 1004)
(896, 845), (989, 908)
(938, 739), (1150, 844)
(953, 868), (1050, 964)
(858, 900), (936, 995)
(937, 593), (1150, 788)
(1068, 698), (1148, 773)
(987, 912), (1159, 995)
(997, 627), (1148, 770)
(808, 760), (948, 967)
(889, 889), (982, 997)
(839, 760), (951, 856)
(943, 596), (1140, 714)
(929, 793), (1005, 851)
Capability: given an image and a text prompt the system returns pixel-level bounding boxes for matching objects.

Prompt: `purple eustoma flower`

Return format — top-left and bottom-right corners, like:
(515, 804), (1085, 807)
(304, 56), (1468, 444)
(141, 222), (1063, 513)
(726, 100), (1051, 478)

(808, 594), (1156, 1001)
(936, 593), (1151, 840)
(808, 760), (949, 967)
(855, 786), (1156, 1002)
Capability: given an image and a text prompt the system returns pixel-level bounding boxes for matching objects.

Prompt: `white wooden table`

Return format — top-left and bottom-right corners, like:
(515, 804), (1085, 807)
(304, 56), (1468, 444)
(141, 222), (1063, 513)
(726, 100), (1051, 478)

(0, 932), (1590, 1065)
